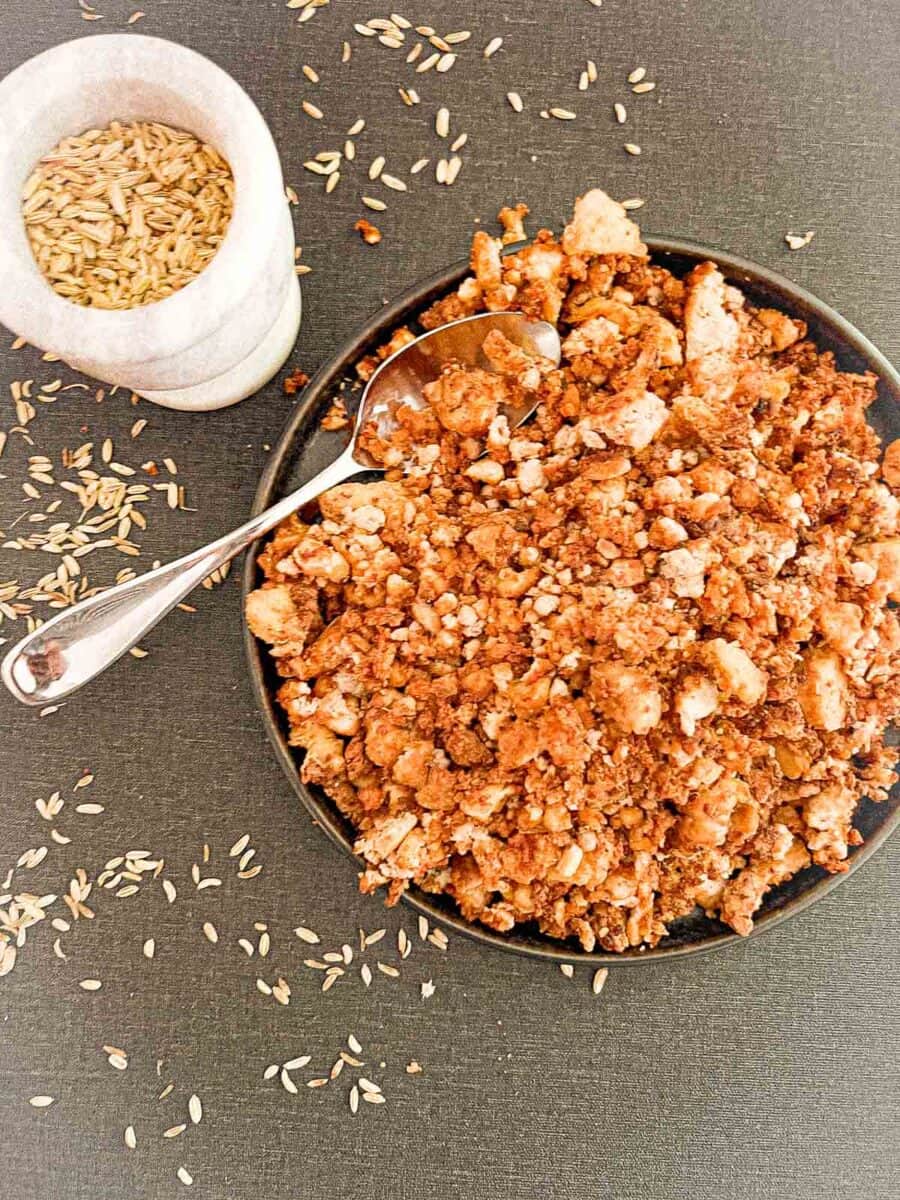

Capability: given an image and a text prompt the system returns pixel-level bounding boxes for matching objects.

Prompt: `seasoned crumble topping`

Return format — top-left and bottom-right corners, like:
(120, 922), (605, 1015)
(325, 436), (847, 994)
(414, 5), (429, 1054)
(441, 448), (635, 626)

(248, 191), (899, 952)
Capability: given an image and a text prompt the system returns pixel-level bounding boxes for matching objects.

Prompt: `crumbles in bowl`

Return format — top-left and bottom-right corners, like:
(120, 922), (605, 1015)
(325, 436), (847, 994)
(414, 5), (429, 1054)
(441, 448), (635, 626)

(246, 190), (899, 956)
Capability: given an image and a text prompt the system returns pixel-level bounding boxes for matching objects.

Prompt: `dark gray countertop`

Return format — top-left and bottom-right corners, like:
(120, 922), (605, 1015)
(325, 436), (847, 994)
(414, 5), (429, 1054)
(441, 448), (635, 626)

(1, 3), (898, 1198)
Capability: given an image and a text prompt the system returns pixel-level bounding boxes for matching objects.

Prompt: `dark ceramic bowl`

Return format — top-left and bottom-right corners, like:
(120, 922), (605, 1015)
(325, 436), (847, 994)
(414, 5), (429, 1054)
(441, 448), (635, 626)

(243, 237), (900, 964)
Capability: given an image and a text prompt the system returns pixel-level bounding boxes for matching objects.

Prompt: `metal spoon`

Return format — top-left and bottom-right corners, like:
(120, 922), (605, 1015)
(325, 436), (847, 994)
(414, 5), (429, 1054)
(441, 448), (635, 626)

(1, 311), (560, 706)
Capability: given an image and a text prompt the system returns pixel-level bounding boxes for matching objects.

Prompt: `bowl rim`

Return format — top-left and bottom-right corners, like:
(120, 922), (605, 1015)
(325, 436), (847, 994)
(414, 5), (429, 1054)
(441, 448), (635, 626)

(242, 235), (900, 965)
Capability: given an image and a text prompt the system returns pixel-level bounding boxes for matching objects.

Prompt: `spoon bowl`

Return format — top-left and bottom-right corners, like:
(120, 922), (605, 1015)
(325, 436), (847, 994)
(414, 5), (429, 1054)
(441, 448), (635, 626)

(357, 311), (560, 456)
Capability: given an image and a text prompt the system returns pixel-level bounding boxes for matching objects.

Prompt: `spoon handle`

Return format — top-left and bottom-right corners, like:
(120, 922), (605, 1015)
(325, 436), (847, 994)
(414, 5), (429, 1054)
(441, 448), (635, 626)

(1, 448), (361, 706)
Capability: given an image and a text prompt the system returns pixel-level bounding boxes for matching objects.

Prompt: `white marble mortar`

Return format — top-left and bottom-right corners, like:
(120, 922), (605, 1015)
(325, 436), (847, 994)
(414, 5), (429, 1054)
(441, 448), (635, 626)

(0, 34), (301, 410)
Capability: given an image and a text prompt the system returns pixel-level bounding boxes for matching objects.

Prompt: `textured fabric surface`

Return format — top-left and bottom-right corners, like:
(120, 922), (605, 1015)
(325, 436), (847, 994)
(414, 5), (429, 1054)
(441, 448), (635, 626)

(0, 2), (898, 1198)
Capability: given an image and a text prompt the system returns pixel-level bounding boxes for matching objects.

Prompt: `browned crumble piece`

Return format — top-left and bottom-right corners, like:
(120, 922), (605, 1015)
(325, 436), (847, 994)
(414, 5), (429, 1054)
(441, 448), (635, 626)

(498, 202), (529, 245)
(882, 438), (900, 488)
(355, 218), (383, 245)
(321, 398), (351, 431)
(356, 327), (417, 381)
(283, 369), (310, 396)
